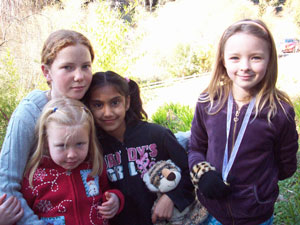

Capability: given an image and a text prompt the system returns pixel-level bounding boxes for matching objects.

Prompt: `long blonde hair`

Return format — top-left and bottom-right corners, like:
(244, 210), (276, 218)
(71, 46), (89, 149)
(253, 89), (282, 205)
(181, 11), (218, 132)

(201, 19), (292, 122)
(25, 98), (103, 186)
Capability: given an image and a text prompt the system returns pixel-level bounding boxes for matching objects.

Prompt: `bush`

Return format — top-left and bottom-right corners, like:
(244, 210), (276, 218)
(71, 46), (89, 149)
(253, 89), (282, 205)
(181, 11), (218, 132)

(151, 102), (194, 133)
(75, 1), (138, 75)
(163, 43), (215, 78)
(293, 97), (300, 134)
(274, 151), (300, 224)
(0, 49), (23, 148)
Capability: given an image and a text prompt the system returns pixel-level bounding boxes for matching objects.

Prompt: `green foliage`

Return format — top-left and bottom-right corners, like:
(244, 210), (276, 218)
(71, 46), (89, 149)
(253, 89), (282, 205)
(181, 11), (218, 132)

(293, 97), (300, 134)
(151, 103), (194, 133)
(161, 43), (214, 78)
(75, 1), (139, 75)
(284, 0), (300, 29)
(0, 49), (23, 148)
(274, 151), (300, 224)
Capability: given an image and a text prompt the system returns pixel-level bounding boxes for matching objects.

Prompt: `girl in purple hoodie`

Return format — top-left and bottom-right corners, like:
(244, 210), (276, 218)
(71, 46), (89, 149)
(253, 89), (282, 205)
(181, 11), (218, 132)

(189, 19), (298, 225)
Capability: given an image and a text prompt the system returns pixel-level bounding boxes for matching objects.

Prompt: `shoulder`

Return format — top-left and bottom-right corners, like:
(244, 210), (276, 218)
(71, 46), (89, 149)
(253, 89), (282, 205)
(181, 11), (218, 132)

(136, 121), (171, 136)
(11, 90), (48, 122)
(127, 121), (175, 143)
(274, 100), (296, 124)
(22, 90), (48, 110)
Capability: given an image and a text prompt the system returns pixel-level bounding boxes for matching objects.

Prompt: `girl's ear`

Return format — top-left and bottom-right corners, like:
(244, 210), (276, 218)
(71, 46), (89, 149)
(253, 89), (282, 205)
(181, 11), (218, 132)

(125, 96), (130, 111)
(41, 64), (52, 83)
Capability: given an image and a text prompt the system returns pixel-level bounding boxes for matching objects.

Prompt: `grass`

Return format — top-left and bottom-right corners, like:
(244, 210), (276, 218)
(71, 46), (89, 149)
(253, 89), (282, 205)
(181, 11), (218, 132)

(274, 150), (300, 225)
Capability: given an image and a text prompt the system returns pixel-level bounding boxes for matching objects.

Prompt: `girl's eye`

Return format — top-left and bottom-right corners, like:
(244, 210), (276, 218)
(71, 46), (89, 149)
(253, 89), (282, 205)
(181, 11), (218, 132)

(76, 142), (86, 147)
(111, 100), (120, 107)
(82, 64), (91, 70)
(252, 56), (262, 60)
(229, 56), (239, 60)
(62, 65), (74, 71)
(55, 144), (65, 149)
(92, 102), (103, 109)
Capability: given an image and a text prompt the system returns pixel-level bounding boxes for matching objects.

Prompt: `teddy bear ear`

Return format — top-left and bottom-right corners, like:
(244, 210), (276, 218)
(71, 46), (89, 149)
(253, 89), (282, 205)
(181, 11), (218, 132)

(166, 159), (181, 172)
(143, 172), (159, 192)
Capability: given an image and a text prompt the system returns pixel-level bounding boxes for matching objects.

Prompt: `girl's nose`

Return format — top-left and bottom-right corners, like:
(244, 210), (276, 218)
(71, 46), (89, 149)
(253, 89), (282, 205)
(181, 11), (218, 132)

(74, 69), (84, 82)
(67, 149), (77, 159)
(240, 59), (251, 71)
(103, 105), (113, 116)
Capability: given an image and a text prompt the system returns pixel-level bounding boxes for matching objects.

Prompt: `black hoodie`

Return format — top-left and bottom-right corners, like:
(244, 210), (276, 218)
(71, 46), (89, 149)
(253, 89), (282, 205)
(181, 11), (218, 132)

(98, 121), (195, 225)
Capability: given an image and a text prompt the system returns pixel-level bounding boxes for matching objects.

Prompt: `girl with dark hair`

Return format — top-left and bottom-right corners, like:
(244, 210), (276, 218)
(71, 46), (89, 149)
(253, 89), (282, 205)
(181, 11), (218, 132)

(84, 71), (196, 225)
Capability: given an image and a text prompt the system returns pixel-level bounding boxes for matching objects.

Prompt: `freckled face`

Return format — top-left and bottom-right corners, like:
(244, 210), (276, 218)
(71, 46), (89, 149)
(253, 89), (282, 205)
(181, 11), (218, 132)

(223, 32), (270, 96)
(88, 85), (130, 141)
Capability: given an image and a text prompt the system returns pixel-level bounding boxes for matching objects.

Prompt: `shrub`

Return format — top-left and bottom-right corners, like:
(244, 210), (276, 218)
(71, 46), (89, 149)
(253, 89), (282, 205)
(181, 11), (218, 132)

(293, 97), (300, 134)
(151, 102), (194, 133)
(163, 43), (215, 78)
(274, 151), (300, 224)
(0, 49), (23, 148)
(75, 1), (138, 75)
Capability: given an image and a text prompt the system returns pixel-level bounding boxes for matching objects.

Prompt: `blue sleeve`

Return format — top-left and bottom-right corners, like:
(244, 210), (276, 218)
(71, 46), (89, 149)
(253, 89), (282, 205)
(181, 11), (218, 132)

(0, 93), (45, 225)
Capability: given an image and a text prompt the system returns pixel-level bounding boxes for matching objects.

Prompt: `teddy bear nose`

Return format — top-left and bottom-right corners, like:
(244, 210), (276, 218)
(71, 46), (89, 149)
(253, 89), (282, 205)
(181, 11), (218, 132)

(167, 172), (176, 181)
(162, 168), (176, 181)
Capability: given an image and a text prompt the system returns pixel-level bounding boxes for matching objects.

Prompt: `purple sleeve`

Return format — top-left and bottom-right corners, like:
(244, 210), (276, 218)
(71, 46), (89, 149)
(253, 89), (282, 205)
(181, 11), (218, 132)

(188, 102), (208, 170)
(275, 105), (298, 180)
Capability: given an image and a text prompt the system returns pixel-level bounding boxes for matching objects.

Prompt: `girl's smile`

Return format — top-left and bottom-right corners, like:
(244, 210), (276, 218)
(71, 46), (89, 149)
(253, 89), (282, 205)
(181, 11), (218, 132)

(224, 32), (270, 99)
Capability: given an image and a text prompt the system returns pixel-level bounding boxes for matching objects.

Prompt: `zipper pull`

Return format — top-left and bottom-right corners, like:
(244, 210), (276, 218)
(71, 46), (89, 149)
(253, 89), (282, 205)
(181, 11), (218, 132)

(233, 109), (239, 123)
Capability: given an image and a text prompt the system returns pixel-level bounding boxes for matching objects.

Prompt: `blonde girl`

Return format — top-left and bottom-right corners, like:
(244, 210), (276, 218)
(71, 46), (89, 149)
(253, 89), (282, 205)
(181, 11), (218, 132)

(189, 19), (298, 225)
(0, 29), (94, 224)
(21, 98), (124, 225)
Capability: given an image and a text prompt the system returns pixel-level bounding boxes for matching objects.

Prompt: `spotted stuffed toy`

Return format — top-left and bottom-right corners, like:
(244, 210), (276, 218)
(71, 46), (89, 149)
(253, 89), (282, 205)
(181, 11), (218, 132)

(143, 160), (208, 225)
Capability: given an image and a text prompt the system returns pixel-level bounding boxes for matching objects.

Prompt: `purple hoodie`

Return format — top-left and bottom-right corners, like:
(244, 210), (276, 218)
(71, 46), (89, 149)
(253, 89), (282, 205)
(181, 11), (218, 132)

(188, 98), (298, 225)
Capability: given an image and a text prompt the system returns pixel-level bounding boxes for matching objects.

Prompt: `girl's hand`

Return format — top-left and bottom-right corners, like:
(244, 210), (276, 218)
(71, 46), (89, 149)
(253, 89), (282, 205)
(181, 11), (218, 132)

(152, 194), (174, 223)
(198, 170), (231, 199)
(97, 192), (120, 219)
(0, 194), (24, 225)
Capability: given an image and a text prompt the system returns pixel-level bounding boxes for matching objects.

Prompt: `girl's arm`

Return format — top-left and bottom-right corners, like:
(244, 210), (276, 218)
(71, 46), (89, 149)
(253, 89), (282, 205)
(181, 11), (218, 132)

(160, 128), (195, 212)
(275, 106), (298, 180)
(188, 102), (208, 169)
(188, 102), (231, 199)
(98, 167), (125, 216)
(0, 91), (46, 225)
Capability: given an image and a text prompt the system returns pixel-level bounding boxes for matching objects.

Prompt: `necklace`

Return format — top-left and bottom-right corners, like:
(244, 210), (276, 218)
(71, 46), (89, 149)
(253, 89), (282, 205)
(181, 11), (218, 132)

(222, 92), (256, 183)
(234, 98), (251, 102)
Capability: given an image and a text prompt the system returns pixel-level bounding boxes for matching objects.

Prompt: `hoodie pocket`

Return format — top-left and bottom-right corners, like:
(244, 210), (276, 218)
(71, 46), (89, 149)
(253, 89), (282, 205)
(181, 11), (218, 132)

(229, 182), (278, 218)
